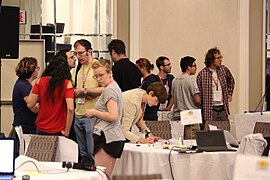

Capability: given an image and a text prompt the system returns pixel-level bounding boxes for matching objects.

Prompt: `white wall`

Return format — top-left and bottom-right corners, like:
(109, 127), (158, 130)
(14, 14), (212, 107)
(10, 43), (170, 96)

(129, 0), (261, 119)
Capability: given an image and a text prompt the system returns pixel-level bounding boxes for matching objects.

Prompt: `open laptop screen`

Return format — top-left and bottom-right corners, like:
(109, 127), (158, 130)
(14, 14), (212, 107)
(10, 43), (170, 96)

(196, 130), (227, 150)
(0, 138), (15, 176)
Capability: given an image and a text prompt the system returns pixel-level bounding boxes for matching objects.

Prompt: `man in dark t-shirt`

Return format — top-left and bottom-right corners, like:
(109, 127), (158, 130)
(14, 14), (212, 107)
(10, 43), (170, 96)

(108, 39), (141, 92)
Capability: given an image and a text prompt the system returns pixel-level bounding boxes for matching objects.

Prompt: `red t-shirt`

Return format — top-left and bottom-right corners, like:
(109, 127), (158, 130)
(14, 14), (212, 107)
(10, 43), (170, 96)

(32, 77), (74, 133)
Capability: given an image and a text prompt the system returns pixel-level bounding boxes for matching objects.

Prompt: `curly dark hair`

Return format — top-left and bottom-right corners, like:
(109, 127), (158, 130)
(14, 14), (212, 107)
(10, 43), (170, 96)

(204, 47), (221, 67)
(42, 55), (71, 102)
(146, 82), (167, 104)
(15, 57), (38, 79)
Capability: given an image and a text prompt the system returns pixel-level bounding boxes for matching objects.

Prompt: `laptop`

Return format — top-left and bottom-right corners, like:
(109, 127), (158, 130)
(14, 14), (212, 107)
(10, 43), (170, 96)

(0, 138), (15, 180)
(208, 124), (239, 148)
(195, 130), (237, 152)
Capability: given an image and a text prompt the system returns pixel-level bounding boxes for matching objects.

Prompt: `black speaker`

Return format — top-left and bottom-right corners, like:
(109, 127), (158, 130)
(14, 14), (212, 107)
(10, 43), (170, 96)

(0, 6), (19, 59)
(0, 0), (2, 14)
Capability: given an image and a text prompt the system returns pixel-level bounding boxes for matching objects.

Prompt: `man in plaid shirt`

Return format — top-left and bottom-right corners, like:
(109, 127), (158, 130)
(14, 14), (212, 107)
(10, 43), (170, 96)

(197, 47), (235, 126)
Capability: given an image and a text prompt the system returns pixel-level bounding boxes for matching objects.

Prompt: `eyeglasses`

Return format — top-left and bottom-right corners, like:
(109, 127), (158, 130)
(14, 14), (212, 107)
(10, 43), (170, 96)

(36, 66), (40, 71)
(67, 55), (75, 60)
(163, 63), (171, 66)
(73, 51), (86, 56)
(93, 72), (107, 79)
(215, 56), (223, 60)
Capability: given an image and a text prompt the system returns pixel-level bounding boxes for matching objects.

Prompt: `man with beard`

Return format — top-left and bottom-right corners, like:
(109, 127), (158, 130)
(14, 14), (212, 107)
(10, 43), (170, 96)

(72, 39), (104, 169)
(144, 56), (175, 121)
(197, 47), (235, 126)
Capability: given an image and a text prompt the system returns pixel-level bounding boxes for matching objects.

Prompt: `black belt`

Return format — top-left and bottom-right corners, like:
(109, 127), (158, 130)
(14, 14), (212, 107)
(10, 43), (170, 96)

(77, 115), (87, 119)
(212, 105), (224, 112)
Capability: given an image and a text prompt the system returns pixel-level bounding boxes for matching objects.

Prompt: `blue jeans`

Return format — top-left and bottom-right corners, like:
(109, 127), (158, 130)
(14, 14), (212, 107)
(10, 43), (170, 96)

(74, 117), (95, 161)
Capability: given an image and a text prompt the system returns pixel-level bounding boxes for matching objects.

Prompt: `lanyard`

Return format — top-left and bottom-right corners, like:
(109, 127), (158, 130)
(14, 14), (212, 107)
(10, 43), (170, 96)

(158, 75), (169, 94)
(139, 102), (146, 128)
(81, 60), (93, 88)
(158, 75), (168, 87)
(212, 77), (219, 90)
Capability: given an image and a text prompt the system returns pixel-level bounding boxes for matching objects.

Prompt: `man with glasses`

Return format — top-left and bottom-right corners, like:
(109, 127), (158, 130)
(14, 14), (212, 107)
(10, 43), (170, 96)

(143, 56), (174, 121)
(156, 56), (175, 111)
(172, 56), (200, 139)
(108, 39), (141, 92)
(72, 39), (104, 169)
(197, 47), (235, 126)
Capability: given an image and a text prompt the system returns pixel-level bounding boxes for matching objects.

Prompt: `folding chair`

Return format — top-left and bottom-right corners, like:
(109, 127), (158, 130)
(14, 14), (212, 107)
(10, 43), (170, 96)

(253, 122), (270, 156)
(204, 120), (230, 131)
(144, 120), (172, 139)
(25, 135), (58, 162)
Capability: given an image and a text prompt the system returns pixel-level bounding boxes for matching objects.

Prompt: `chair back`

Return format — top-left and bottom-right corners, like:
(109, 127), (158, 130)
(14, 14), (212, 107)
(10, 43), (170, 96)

(14, 126), (25, 155)
(55, 136), (78, 162)
(25, 135), (58, 162)
(237, 133), (267, 156)
(204, 120), (230, 131)
(144, 120), (172, 140)
(253, 122), (270, 137)
(112, 174), (162, 180)
(253, 122), (270, 156)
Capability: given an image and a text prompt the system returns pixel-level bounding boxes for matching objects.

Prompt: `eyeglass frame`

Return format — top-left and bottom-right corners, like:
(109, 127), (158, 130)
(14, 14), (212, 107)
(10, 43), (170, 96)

(73, 50), (87, 56)
(163, 63), (171, 67)
(215, 55), (223, 60)
(92, 72), (107, 79)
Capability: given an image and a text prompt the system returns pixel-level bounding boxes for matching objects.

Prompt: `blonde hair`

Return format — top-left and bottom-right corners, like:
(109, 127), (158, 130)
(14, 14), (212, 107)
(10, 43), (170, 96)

(92, 59), (111, 72)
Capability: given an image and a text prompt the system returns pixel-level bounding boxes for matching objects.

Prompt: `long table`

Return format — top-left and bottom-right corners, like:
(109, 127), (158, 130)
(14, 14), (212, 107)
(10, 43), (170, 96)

(15, 156), (106, 180)
(113, 143), (236, 180)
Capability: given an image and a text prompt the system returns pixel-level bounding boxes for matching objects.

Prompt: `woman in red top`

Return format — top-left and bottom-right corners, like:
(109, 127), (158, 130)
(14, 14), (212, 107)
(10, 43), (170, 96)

(27, 55), (74, 137)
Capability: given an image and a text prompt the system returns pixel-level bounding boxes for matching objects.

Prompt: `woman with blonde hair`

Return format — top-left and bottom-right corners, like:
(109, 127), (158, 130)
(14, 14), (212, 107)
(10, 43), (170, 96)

(85, 59), (125, 176)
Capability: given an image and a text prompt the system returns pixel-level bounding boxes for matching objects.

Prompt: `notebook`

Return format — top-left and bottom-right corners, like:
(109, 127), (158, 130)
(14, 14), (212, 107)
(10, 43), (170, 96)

(195, 130), (237, 152)
(0, 138), (15, 180)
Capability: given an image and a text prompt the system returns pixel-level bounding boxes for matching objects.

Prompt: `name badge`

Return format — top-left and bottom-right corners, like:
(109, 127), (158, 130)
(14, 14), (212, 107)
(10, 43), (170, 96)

(213, 90), (222, 102)
(78, 97), (85, 104)
(159, 100), (168, 110)
(165, 85), (169, 94)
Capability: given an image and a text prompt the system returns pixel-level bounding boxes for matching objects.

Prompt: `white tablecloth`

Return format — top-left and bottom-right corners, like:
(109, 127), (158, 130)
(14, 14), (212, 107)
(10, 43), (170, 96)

(234, 112), (270, 141)
(113, 143), (236, 180)
(15, 156), (106, 180)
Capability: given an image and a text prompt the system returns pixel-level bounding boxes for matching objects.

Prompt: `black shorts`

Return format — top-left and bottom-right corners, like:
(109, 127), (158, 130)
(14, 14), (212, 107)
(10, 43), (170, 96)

(93, 131), (125, 158)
